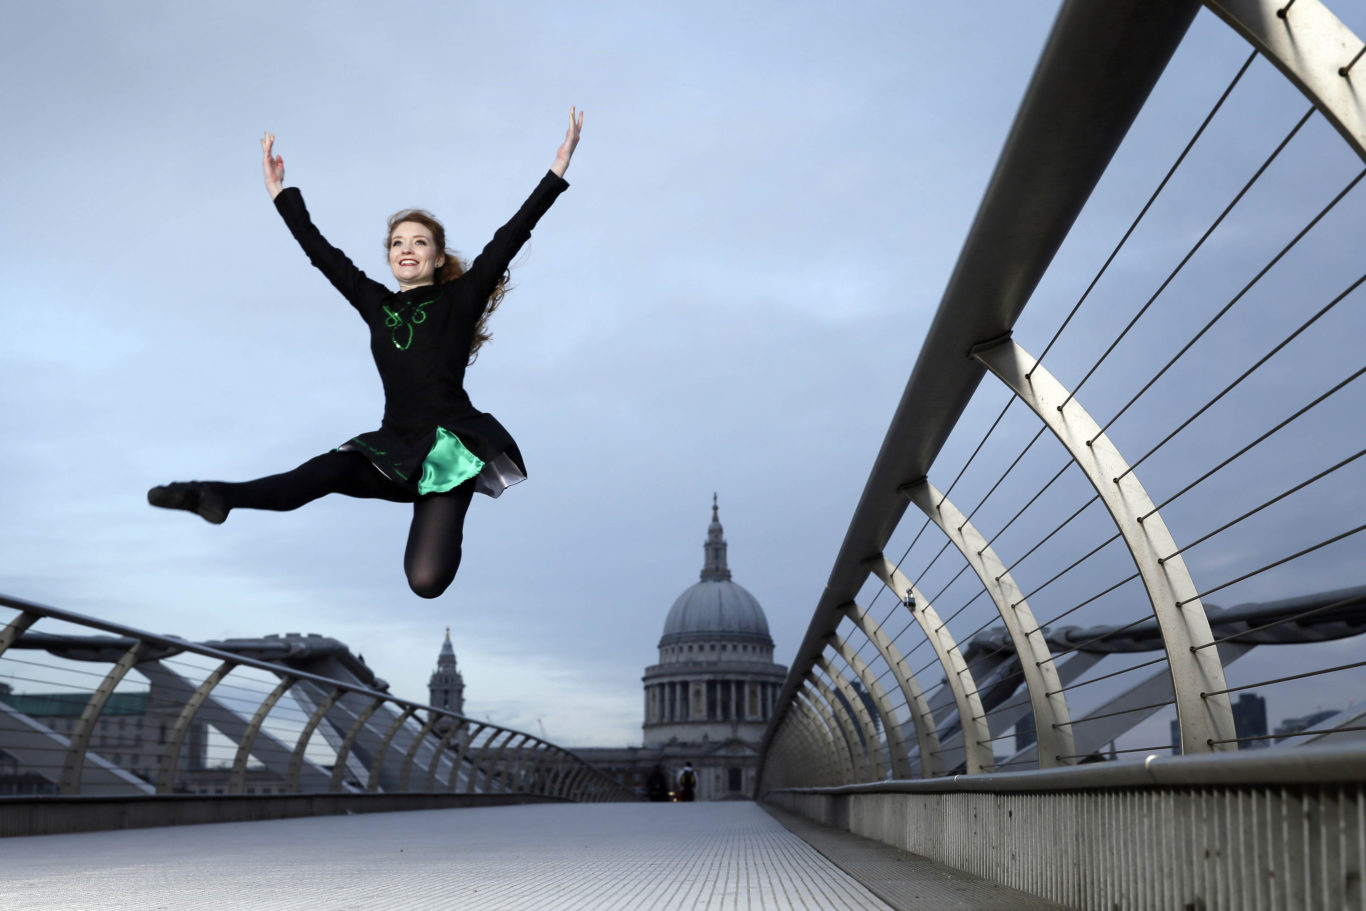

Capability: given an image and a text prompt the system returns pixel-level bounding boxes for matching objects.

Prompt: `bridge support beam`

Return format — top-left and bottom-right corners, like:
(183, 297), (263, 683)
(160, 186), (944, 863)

(61, 642), (146, 795)
(867, 558), (994, 773)
(843, 601), (943, 777)
(973, 338), (1236, 753)
(1204, 0), (1366, 162)
(903, 480), (1075, 768)
(806, 671), (874, 782)
(157, 659), (237, 794)
(830, 634), (911, 779)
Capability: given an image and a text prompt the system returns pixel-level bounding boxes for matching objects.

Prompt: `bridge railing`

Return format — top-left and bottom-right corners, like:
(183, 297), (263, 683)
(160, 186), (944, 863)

(759, 0), (1366, 791)
(0, 593), (634, 805)
(757, 2), (1366, 905)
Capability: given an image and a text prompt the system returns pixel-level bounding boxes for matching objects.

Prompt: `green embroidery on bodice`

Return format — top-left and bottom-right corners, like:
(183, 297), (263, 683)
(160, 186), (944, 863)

(382, 297), (437, 350)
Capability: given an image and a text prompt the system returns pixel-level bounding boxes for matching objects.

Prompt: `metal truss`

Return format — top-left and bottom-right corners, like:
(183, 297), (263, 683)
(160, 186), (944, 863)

(0, 594), (633, 803)
(757, 0), (1366, 793)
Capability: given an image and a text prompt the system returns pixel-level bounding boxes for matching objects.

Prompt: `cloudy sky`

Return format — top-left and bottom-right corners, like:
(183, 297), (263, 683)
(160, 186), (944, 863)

(3, 2), (1363, 750)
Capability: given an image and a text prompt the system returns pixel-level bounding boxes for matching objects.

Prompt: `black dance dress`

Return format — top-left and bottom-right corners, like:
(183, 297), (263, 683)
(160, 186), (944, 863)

(272, 171), (569, 498)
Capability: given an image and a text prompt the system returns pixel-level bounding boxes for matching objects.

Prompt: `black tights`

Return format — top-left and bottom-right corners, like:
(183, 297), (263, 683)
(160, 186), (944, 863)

(215, 450), (476, 599)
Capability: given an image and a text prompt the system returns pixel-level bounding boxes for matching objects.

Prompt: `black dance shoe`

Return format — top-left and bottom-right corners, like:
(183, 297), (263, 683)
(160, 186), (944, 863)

(147, 482), (229, 525)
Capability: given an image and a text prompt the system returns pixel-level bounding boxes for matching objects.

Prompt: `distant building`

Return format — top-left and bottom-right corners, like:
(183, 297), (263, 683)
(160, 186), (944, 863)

(1232, 692), (1268, 748)
(428, 628), (466, 736)
(576, 498), (788, 800)
(1171, 692), (1271, 754)
(0, 688), (204, 789)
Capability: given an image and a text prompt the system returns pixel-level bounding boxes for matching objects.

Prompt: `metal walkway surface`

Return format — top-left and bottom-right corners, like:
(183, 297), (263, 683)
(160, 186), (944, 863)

(0, 802), (1061, 910)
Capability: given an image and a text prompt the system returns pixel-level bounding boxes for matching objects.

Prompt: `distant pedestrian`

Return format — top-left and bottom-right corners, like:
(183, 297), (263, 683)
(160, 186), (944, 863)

(677, 762), (697, 802)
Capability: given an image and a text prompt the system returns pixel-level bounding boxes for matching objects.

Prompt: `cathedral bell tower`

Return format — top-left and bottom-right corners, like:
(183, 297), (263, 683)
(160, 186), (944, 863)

(428, 628), (465, 732)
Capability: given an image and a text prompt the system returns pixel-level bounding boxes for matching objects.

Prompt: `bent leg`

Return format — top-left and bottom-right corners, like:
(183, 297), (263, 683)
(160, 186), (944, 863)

(403, 481), (477, 599)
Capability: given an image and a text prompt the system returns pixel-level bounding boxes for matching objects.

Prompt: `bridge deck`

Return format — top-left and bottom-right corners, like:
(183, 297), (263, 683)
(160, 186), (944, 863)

(0, 802), (1061, 910)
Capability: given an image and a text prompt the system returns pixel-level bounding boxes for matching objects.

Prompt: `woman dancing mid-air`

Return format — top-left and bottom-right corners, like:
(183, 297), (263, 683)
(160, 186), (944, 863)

(149, 109), (584, 598)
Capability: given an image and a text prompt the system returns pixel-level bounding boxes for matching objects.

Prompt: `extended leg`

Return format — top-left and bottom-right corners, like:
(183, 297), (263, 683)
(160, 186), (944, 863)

(149, 451), (412, 523)
(220, 451), (413, 510)
(403, 481), (477, 599)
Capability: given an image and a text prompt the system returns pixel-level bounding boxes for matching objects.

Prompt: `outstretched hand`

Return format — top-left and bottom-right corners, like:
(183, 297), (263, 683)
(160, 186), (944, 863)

(550, 107), (584, 178)
(261, 132), (285, 200)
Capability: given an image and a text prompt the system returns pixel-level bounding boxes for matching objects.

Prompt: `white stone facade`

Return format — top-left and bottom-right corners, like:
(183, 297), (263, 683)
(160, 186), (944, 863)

(637, 499), (788, 798)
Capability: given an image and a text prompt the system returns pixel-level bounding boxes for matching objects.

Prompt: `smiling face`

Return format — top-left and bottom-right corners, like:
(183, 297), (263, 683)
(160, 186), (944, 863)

(388, 220), (446, 290)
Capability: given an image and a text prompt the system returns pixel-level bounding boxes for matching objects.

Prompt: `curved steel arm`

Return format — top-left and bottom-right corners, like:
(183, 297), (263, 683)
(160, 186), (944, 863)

(779, 701), (831, 787)
(806, 670), (872, 781)
(973, 338), (1236, 752)
(0, 611), (38, 660)
(448, 722), (488, 792)
(565, 764), (591, 802)
(815, 654), (887, 780)
(904, 480), (1075, 767)
(425, 723), (464, 791)
(830, 634), (913, 779)
(842, 601), (944, 777)
(61, 641), (146, 794)
(366, 705), (417, 793)
(328, 697), (384, 792)
(397, 713), (442, 791)
(790, 702), (838, 787)
(231, 674), (296, 794)
(471, 729), (515, 794)
(867, 557), (995, 773)
(157, 659), (237, 794)
(486, 733), (529, 793)
(1203, 0), (1366, 162)
(289, 687), (342, 792)
(797, 686), (855, 784)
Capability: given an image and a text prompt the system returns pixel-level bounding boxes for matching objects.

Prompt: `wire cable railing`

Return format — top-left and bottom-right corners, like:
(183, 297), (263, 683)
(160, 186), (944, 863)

(0, 594), (634, 804)
(759, 0), (1366, 798)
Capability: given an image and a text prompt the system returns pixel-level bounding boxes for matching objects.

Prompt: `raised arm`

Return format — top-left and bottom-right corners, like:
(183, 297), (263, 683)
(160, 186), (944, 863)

(464, 110), (583, 301)
(263, 132), (385, 314)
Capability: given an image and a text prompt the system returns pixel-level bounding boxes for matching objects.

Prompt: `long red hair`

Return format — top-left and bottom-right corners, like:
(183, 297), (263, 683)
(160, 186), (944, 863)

(386, 208), (508, 364)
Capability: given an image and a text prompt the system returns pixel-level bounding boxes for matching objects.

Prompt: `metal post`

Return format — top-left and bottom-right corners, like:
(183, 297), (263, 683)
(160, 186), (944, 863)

(448, 722), (487, 792)
(973, 338), (1236, 753)
(231, 673), (297, 794)
(328, 696), (385, 792)
(867, 557), (996, 772)
(157, 659), (237, 794)
(397, 713), (442, 792)
(904, 479), (1076, 767)
(830, 635), (913, 778)
(424, 722), (463, 791)
(366, 705), (417, 793)
(814, 655), (885, 780)
(1203, 0), (1366, 162)
(0, 611), (38, 660)
(288, 686), (342, 793)
(61, 641), (146, 795)
(797, 687), (854, 784)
